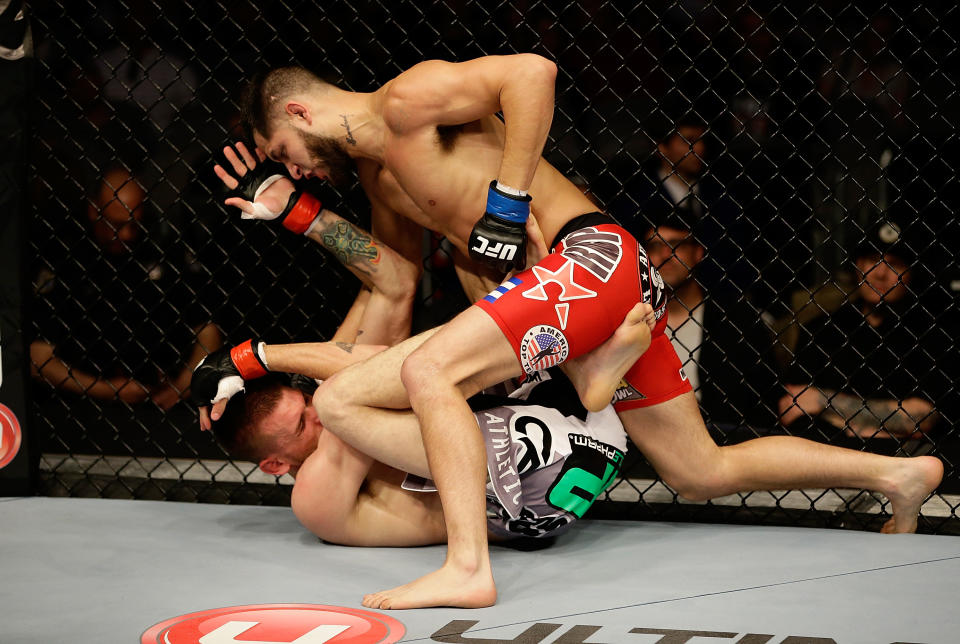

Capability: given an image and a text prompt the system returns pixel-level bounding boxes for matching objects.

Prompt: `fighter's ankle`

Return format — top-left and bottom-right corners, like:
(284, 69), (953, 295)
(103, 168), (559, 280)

(442, 553), (489, 577)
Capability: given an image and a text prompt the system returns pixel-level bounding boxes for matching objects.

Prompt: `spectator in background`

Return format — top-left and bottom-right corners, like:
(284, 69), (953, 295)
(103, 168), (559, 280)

(628, 119), (710, 224)
(780, 221), (945, 442)
(86, 1), (200, 135)
(644, 214), (780, 433)
(92, 40), (197, 133)
(613, 118), (754, 298)
(31, 165), (220, 410)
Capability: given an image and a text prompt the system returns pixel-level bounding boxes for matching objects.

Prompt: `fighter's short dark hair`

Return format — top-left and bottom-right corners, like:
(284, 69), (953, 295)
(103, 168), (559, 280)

(210, 374), (290, 462)
(240, 66), (332, 139)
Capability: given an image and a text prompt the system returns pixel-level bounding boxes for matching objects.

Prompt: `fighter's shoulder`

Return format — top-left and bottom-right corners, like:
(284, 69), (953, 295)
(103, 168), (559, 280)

(381, 60), (459, 133)
(290, 434), (350, 520)
(385, 60), (452, 100)
(293, 432), (348, 486)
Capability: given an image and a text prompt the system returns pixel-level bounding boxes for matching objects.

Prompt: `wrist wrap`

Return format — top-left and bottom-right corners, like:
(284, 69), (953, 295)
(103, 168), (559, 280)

(230, 339), (269, 379)
(282, 192), (323, 234)
(486, 180), (532, 223)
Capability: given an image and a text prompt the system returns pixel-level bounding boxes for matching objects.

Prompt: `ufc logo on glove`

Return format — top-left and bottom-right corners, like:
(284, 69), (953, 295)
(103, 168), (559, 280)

(468, 180), (532, 273)
(471, 235), (518, 261)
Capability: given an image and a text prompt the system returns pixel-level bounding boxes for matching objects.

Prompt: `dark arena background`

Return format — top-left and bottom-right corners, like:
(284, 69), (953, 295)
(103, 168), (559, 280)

(5, 0), (959, 534)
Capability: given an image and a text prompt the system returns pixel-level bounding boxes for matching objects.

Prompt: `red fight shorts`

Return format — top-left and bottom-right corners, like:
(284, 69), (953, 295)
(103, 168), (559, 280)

(475, 213), (693, 411)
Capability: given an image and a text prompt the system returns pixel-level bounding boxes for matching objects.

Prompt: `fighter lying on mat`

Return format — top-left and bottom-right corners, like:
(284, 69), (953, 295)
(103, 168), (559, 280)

(194, 339), (629, 546)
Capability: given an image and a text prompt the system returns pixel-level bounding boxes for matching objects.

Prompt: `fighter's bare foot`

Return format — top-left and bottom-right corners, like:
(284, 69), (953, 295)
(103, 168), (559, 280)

(880, 455), (943, 534)
(361, 562), (496, 610)
(563, 302), (654, 412)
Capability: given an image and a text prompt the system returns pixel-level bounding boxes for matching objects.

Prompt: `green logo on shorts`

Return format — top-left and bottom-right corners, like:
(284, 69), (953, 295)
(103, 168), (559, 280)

(548, 462), (619, 518)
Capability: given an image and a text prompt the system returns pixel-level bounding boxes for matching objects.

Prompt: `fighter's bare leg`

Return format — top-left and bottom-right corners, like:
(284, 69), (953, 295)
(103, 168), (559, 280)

(313, 328), (440, 445)
(620, 392), (943, 533)
(318, 328), (441, 407)
(364, 307), (521, 610)
(360, 297), (671, 608)
(562, 302), (654, 412)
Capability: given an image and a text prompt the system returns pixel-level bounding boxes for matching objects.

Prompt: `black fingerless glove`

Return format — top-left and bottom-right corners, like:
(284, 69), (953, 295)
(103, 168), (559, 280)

(191, 339), (268, 406)
(221, 152), (323, 234)
(468, 181), (531, 273)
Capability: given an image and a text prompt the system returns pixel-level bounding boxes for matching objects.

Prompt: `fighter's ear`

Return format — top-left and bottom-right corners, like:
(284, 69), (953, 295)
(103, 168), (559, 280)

(284, 101), (312, 126)
(259, 456), (291, 477)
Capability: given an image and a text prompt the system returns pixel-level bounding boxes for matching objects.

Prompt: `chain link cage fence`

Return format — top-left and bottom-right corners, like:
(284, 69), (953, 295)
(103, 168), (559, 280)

(24, 1), (959, 531)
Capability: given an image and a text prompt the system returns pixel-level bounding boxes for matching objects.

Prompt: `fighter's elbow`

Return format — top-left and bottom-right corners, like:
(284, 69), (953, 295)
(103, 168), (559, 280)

(512, 53), (557, 88)
(379, 256), (421, 302)
(531, 54), (558, 79)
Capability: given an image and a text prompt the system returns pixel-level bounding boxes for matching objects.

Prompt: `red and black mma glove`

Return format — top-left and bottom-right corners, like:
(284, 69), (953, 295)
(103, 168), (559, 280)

(225, 156), (324, 235)
(191, 339), (269, 408)
(468, 180), (532, 274)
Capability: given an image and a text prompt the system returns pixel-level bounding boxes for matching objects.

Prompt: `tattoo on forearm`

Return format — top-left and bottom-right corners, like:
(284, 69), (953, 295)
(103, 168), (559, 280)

(335, 342), (355, 354)
(341, 115), (357, 145)
(317, 220), (381, 272)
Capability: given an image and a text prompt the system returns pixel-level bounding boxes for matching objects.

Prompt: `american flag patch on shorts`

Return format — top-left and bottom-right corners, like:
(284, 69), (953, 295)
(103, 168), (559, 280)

(483, 277), (523, 303)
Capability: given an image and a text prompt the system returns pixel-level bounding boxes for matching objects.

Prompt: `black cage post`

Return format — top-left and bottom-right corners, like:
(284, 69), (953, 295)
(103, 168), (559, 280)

(0, 0), (35, 495)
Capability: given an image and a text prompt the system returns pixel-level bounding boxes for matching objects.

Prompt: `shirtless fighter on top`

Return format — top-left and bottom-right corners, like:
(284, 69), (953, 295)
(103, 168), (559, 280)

(217, 54), (942, 609)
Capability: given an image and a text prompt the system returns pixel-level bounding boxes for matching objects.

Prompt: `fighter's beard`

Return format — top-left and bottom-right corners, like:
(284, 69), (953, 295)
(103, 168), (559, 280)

(300, 130), (355, 186)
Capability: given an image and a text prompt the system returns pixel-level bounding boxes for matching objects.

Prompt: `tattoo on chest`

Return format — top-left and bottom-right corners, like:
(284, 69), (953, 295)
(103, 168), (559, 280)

(335, 342), (355, 353)
(320, 221), (380, 270)
(340, 115), (357, 145)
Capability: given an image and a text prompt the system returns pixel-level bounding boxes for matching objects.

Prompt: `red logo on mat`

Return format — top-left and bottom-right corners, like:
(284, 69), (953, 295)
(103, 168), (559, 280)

(141, 604), (404, 644)
(0, 403), (22, 470)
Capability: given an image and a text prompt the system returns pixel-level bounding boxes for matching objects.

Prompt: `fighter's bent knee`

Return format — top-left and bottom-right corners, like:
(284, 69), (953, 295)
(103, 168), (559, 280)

(312, 374), (348, 428)
(399, 347), (448, 400)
